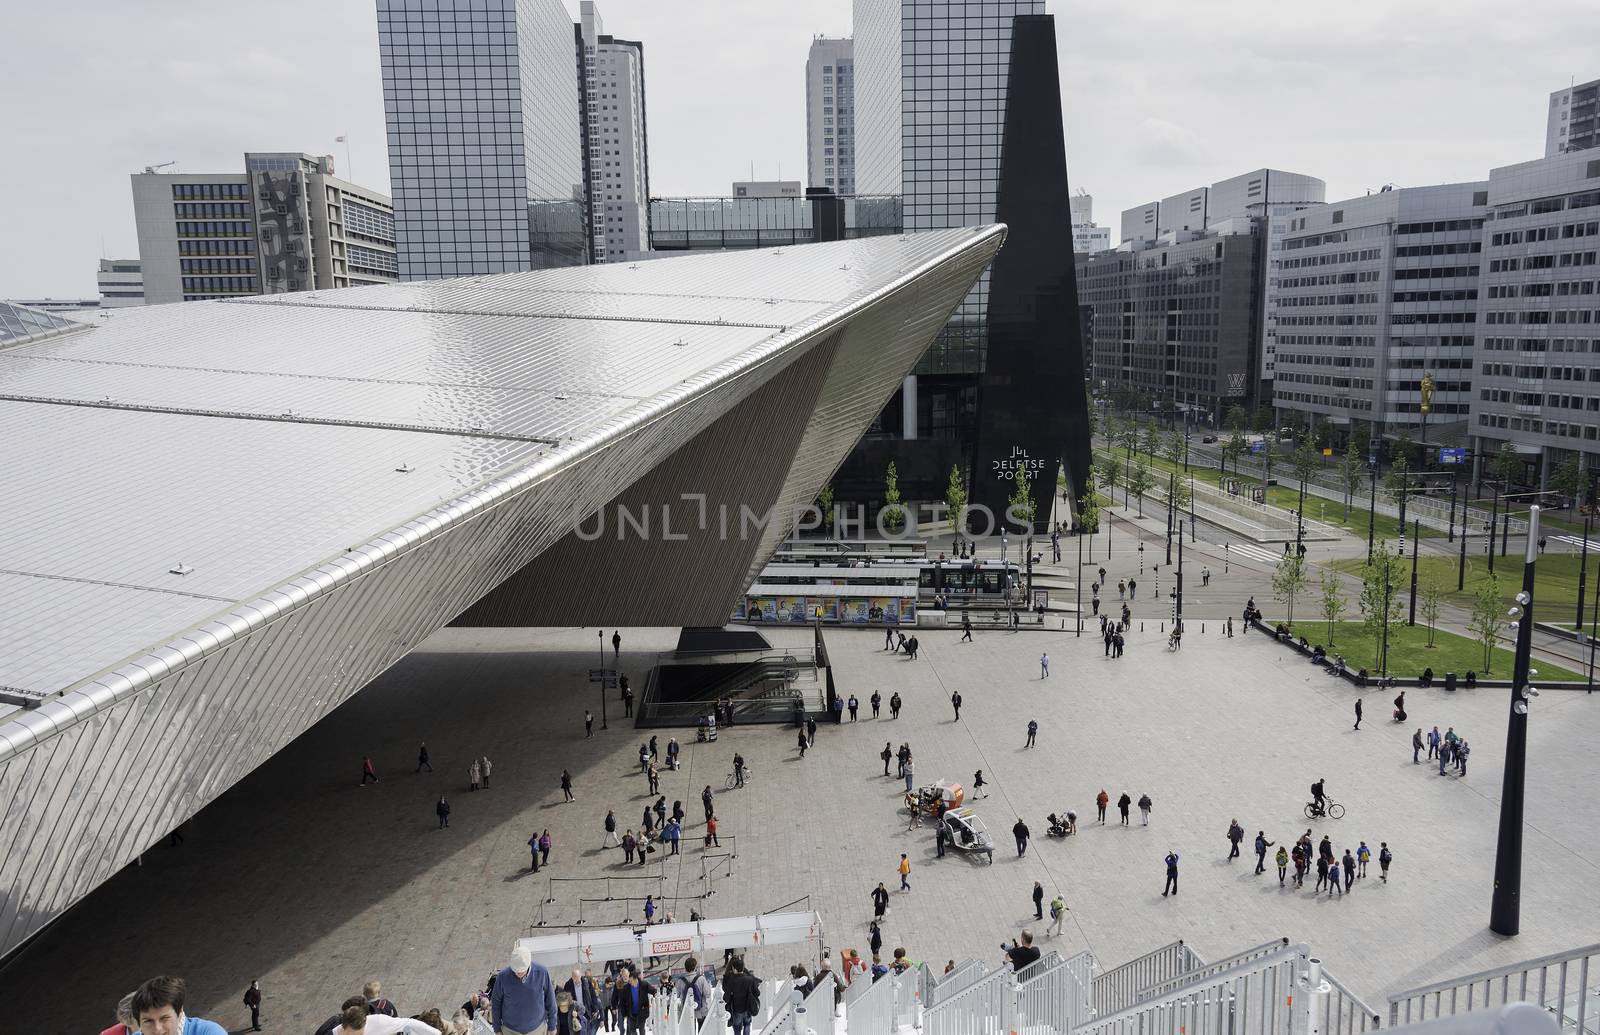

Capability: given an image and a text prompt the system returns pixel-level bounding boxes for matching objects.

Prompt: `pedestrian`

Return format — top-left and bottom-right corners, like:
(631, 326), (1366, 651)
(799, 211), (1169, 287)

(890, 692), (902, 718)
(1357, 841), (1371, 878)
(541, 828), (553, 866)
(806, 716), (818, 747)
(1226, 616), (1233, 637)
(1457, 740), (1470, 776)
(667, 820), (680, 855)
(1379, 842), (1393, 882)
(1117, 792), (1131, 825)
(951, 691), (963, 721)
(702, 785), (715, 822)
(647, 760), (660, 795)
(1092, 593), (1100, 616)
(622, 676), (634, 717)
(1118, 579), (1126, 602)
(872, 881), (890, 920)
(1129, 577), (1137, 600)
(1428, 726), (1441, 759)
(1040, 652), (1050, 678)
(871, 691), (882, 718)
(798, 728), (809, 758)
(1114, 631), (1125, 657)
(885, 624), (896, 650)
(1014, 818), (1031, 857)
(904, 757), (914, 793)
(562, 769), (575, 802)
(881, 742), (892, 777)
(1353, 698), (1363, 730)
(644, 894), (656, 924)
(1032, 881), (1045, 919)
(1026, 719), (1038, 747)
(973, 769), (988, 798)
(362, 755), (379, 785)
(529, 831), (542, 871)
(1439, 739), (1452, 775)
(1275, 845), (1289, 886)
(1227, 818), (1244, 860)
(1104, 626), (1114, 657)
(895, 631), (907, 655)
(1315, 852), (1330, 892)
(604, 810), (619, 848)
(612, 630), (622, 660)
(481, 755), (493, 788)
(622, 829), (637, 864)
(436, 796), (451, 828)
(470, 758), (482, 791)
(898, 853), (912, 891)
(1254, 831), (1275, 874)
(706, 814), (720, 847)
(1096, 789), (1109, 824)
(1412, 728), (1424, 764)
(848, 694), (860, 721)
(243, 981), (262, 1032)
(1329, 857), (1343, 897)
(1162, 851), (1179, 897)
(585, 711), (595, 737)
(416, 743), (432, 773)
(961, 612), (973, 642)
(1047, 894), (1067, 937)
(935, 821), (947, 858)
(1138, 793), (1152, 826)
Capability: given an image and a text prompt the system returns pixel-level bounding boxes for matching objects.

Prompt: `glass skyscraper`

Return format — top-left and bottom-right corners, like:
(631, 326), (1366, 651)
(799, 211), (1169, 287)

(379, 0), (587, 278)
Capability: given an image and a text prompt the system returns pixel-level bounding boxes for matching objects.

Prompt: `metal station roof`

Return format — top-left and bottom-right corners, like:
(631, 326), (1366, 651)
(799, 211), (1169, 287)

(0, 228), (996, 718)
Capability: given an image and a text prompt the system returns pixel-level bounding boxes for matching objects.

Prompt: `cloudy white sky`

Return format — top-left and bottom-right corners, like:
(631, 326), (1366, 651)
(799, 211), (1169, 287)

(3, 0), (1598, 298)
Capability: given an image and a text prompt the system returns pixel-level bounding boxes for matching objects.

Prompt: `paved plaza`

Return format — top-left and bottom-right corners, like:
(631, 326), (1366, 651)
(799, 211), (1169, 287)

(5, 620), (1599, 1033)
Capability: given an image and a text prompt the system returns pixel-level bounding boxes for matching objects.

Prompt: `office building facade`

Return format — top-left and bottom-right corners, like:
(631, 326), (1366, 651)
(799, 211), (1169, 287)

(806, 36), (856, 194)
(844, 0), (1089, 524)
(649, 192), (900, 251)
(1547, 79), (1600, 157)
(579, 2), (649, 263)
(379, 0), (586, 277)
(1077, 219), (1265, 423)
(1268, 183), (1487, 444)
(1071, 191), (1110, 256)
(1471, 150), (1600, 480)
(96, 259), (144, 308)
(131, 153), (397, 305)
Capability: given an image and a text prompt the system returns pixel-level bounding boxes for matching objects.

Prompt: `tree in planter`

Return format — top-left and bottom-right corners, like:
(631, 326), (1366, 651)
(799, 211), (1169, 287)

(1128, 460), (1153, 518)
(1007, 468), (1036, 532)
(1221, 432), (1246, 483)
(1139, 421), (1161, 460)
(882, 461), (905, 534)
(1358, 542), (1403, 671)
(1469, 571), (1505, 674)
(1318, 570), (1347, 645)
(1384, 451), (1413, 527)
(817, 483), (835, 535)
(1551, 454), (1584, 517)
(1272, 552), (1309, 625)
(1420, 578), (1444, 648)
(1099, 455), (1120, 507)
(944, 464), (968, 539)
(1340, 440), (1365, 521)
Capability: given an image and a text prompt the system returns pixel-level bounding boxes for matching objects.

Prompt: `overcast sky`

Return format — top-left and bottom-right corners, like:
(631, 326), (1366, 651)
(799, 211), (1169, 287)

(3, 0), (1598, 298)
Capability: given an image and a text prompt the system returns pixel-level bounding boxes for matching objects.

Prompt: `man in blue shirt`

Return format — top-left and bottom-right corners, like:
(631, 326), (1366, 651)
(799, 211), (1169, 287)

(131, 976), (228, 1035)
(611, 965), (655, 1035)
(492, 947), (559, 1035)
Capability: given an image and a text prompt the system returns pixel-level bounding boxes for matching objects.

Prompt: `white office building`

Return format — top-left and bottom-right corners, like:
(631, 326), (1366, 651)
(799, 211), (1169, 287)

(1070, 191), (1110, 256)
(1471, 149), (1600, 481)
(1270, 182), (1488, 444)
(580, 2), (650, 263)
(131, 153), (397, 305)
(1547, 79), (1600, 157)
(96, 259), (144, 307)
(806, 36), (855, 194)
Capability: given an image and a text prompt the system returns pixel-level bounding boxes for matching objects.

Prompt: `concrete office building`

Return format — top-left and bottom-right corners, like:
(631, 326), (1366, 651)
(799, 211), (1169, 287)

(1071, 191), (1111, 256)
(1471, 150), (1600, 482)
(806, 36), (856, 194)
(1547, 78), (1600, 157)
(1077, 218), (1265, 423)
(131, 153), (397, 305)
(579, 2), (649, 263)
(1270, 182), (1488, 445)
(845, 0), (1090, 521)
(379, 0), (586, 276)
(96, 259), (144, 308)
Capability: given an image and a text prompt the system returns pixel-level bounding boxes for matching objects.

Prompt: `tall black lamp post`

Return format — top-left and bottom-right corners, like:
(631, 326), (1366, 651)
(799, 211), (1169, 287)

(1491, 506), (1542, 936)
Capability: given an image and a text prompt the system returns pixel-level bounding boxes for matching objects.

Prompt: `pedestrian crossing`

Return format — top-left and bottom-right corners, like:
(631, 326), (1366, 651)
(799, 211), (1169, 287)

(1218, 541), (1282, 564)
(1551, 534), (1600, 552)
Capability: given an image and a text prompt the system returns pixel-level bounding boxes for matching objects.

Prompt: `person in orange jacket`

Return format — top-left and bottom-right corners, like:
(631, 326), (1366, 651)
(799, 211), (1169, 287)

(1096, 789), (1110, 825)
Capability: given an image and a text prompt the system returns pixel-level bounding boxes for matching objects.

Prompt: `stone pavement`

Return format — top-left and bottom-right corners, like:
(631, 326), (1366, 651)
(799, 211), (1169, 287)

(5, 623), (1598, 1034)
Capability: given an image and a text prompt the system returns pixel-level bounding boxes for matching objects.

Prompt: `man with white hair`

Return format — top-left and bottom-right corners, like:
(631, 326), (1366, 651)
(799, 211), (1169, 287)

(334, 1003), (439, 1035)
(490, 946), (558, 1035)
(561, 967), (601, 1035)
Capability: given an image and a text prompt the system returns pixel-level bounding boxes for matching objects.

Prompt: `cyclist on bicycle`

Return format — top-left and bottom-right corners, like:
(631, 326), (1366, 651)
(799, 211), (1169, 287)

(1310, 779), (1326, 817)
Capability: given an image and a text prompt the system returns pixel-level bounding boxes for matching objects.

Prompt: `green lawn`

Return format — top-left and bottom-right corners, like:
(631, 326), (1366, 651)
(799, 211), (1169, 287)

(1094, 447), (1435, 540)
(1272, 620), (1585, 682)
(1328, 552), (1600, 630)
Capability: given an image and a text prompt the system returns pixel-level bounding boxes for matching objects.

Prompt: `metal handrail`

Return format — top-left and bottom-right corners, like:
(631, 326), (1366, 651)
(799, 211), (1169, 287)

(922, 963), (1016, 1035)
(1016, 950), (1063, 983)
(1135, 938), (1290, 1001)
(1092, 939), (1205, 1017)
(801, 973), (838, 1035)
(1321, 966), (1385, 1035)
(930, 960), (990, 1006)
(1079, 943), (1309, 1035)
(1388, 943), (1599, 1031)
(1016, 951), (1095, 1034)
(844, 969), (895, 1035)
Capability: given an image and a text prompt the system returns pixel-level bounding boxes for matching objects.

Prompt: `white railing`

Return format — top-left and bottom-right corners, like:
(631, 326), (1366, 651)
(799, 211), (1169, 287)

(931, 961), (991, 1007)
(891, 971), (921, 1032)
(1014, 951), (1095, 1034)
(1092, 939), (1205, 1018)
(921, 964), (1016, 1035)
(1064, 951), (1097, 1009)
(801, 974), (838, 1035)
(699, 985), (729, 1035)
(1135, 939), (1290, 1002)
(1387, 942), (1599, 1034)
(1077, 942), (1309, 1035)
(1017, 951), (1063, 984)
(842, 973), (874, 1011)
(1383, 1002), (1559, 1035)
(845, 971), (895, 1035)
(1320, 967), (1385, 1035)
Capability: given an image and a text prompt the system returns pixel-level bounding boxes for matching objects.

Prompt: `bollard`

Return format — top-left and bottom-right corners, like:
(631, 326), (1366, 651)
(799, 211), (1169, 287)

(1140, 622), (1144, 632)
(1202, 623), (1205, 634)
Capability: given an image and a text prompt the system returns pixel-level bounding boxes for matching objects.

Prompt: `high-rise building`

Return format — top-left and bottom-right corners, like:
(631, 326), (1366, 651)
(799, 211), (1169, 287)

(579, 2), (650, 263)
(96, 259), (144, 308)
(1270, 182), (1488, 445)
(1070, 191), (1110, 256)
(1077, 218), (1265, 423)
(845, 0), (1090, 522)
(131, 153), (397, 305)
(805, 36), (855, 195)
(1471, 150), (1600, 478)
(379, 0), (586, 277)
(1546, 79), (1600, 156)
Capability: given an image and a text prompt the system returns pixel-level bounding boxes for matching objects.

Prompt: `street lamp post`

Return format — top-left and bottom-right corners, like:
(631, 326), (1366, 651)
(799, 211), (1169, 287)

(1490, 507), (1542, 936)
(1577, 513), (1592, 630)
(1076, 526), (1084, 638)
(1489, 492), (1500, 575)
(1408, 519), (1420, 626)
(1367, 463), (1378, 565)
(1380, 555), (1394, 677)
(1165, 472), (1175, 566)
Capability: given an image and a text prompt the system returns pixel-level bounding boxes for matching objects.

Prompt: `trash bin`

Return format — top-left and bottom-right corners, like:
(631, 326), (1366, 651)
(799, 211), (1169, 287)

(1444, 672), (1457, 692)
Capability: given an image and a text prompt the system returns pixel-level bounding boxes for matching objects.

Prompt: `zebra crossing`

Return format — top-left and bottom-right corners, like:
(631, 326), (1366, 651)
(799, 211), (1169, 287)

(1551, 533), (1600, 552)
(1217, 541), (1282, 564)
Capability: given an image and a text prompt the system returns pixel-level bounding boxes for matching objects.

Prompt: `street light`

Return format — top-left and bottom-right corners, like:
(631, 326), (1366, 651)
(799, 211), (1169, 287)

(1490, 507), (1542, 935)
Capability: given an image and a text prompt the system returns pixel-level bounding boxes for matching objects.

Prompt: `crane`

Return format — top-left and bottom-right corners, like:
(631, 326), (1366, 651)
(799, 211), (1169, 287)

(143, 161), (176, 174)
